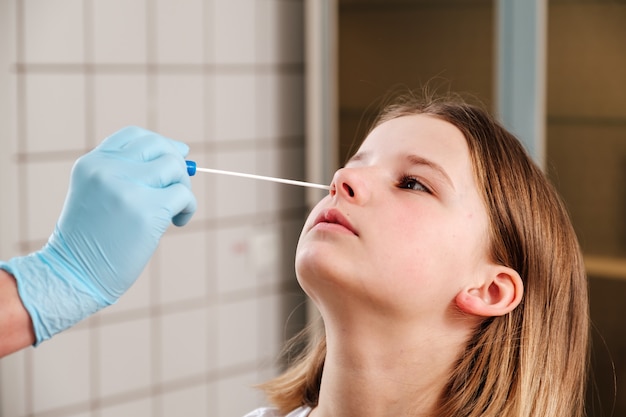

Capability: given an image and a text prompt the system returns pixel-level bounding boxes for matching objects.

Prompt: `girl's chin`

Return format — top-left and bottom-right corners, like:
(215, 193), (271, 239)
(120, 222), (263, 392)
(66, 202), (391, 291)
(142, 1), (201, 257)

(295, 247), (346, 280)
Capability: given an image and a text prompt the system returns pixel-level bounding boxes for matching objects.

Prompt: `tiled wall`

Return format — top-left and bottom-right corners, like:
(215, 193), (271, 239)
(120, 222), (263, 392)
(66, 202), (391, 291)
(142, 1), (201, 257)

(0, 0), (309, 416)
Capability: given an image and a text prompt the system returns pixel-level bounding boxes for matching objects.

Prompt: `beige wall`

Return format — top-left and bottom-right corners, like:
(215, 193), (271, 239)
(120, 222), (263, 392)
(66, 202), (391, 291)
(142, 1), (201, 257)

(547, 2), (626, 257)
(546, 3), (626, 413)
(338, 0), (494, 163)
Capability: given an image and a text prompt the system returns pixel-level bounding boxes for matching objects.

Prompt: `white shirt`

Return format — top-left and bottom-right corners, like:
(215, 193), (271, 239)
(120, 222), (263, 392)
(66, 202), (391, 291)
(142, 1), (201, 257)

(243, 406), (312, 417)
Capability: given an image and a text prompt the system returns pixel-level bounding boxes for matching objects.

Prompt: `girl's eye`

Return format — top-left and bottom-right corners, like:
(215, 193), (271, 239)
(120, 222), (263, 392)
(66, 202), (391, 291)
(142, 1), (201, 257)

(398, 175), (431, 193)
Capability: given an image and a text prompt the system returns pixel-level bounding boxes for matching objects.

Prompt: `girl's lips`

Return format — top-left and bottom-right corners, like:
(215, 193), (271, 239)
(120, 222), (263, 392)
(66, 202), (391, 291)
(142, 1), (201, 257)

(313, 208), (359, 236)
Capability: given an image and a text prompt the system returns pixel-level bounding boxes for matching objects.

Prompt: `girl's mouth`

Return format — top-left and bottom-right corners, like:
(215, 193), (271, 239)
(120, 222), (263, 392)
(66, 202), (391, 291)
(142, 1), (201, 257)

(313, 208), (359, 236)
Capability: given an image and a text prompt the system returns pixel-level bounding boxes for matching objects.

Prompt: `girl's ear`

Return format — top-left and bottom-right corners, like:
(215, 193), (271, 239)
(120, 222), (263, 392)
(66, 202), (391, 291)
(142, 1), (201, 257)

(455, 266), (524, 317)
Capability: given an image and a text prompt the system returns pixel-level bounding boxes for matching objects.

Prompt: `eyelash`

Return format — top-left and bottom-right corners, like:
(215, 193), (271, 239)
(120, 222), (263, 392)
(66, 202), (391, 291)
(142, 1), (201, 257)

(398, 174), (432, 194)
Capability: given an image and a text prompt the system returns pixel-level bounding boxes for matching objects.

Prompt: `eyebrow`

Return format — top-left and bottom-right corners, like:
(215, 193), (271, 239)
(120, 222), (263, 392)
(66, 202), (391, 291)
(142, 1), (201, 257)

(348, 151), (455, 190)
(406, 154), (454, 189)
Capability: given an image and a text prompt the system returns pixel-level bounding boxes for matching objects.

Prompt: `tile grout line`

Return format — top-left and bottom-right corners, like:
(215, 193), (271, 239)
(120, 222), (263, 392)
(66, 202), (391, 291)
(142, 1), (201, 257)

(12, 62), (305, 74)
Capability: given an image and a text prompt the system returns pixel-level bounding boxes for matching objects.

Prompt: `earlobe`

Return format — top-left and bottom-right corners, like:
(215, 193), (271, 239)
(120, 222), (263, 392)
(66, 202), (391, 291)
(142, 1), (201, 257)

(456, 266), (524, 317)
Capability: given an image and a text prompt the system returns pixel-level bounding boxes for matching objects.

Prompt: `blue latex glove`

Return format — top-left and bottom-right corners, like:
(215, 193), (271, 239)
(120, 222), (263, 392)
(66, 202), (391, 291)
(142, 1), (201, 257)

(0, 126), (197, 345)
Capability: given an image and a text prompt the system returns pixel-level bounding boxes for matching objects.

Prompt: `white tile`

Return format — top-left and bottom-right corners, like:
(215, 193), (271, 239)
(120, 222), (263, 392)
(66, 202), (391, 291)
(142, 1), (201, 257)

(99, 398), (151, 417)
(215, 224), (257, 295)
(256, 149), (280, 213)
(25, 73), (86, 153)
(205, 302), (219, 369)
(23, 0), (84, 63)
(98, 319), (151, 397)
(255, 0), (279, 65)
(256, 72), (305, 140)
(92, 0), (147, 63)
(256, 146), (306, 214)
(0, 350), (27, 417)
(63, 412), (91, 417)
(31, 327), (90, 413)
(213, 0), (256, 64)
(216, 370), (265, 417)
(25, 160), (73, 242)
(214, 73), (257, 141)
(257, 0), (304, 65)
(160, 309), (209, 382)
(156, 0), (204, 64)
(202, 73), (216, 142)
(255, 72), (280, 141)
(257, 293), (283, 359)
(250, 225), (281, 287)
(257, 364), (281, 388)
(217, 298), (258, 369)
(94, 74), (148, 142)
(160, 384), (211, 417)
(158, 231), (207, 304)
(213, 149), (258, 218)
(155, 73), (204, 143)
(280, 73), (305, 138)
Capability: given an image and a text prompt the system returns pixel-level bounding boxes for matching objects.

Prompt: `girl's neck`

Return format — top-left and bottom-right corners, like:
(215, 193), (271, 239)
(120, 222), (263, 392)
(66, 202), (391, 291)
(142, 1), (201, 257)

(309, 315), (473, 417)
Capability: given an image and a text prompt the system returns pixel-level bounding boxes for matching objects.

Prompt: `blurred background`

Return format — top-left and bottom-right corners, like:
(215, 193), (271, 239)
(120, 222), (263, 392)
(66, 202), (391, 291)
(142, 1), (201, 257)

(0, 0), (625, 416)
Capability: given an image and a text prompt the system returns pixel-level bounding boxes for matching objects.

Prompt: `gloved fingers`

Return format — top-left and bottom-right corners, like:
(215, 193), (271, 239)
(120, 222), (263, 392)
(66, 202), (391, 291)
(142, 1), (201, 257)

(161, 183), (198, 227)
(68, 146), (192, 215)
(121, 134), (189, 161)
(140, 153), (192, 190)
(97, 126), (189, 160)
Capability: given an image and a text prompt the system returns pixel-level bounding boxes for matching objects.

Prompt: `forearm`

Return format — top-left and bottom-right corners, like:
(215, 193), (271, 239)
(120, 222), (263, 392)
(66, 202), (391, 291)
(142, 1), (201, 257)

(0, 268), (35, 357)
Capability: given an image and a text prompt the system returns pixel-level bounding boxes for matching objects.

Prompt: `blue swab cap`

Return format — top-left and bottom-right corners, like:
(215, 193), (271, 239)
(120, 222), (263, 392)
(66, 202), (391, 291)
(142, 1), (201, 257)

(186, 160), (197, 176)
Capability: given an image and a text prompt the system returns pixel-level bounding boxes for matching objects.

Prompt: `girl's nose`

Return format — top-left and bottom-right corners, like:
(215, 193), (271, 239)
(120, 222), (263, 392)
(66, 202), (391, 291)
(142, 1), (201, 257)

(329, 167), (370, 204)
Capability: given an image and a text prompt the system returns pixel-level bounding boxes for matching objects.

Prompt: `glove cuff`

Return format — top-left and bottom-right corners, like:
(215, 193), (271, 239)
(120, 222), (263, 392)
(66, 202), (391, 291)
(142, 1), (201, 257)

(0, 254), (104, 346)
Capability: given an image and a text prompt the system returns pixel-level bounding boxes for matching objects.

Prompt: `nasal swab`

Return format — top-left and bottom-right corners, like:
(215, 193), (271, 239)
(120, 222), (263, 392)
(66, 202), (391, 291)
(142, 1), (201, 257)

(186, 160), (330, 191)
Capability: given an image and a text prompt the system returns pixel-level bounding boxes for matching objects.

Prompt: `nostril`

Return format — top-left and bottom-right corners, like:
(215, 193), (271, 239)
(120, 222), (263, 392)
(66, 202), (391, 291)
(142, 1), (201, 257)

(343, 183), (355, 197)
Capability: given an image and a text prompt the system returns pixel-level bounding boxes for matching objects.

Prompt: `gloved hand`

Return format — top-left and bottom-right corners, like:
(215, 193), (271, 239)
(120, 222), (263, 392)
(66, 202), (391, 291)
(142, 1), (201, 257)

(0, 126), (197, 345)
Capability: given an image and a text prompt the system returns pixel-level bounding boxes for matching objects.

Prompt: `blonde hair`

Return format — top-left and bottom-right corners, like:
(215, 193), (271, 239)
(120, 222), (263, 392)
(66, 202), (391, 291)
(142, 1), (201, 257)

(260, 93), (589, 417)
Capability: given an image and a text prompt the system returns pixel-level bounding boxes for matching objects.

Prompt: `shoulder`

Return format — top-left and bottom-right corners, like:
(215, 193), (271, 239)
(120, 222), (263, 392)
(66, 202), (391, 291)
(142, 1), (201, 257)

(243, 406), (312, 417)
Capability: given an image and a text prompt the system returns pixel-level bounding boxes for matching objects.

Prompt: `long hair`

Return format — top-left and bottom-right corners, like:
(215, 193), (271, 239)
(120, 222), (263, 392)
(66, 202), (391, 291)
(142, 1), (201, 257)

(260, 93), (589, 417)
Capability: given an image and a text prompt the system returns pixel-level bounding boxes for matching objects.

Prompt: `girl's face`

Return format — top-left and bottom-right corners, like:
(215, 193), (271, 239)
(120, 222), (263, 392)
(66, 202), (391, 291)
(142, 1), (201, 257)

(296, 114), (493, 321)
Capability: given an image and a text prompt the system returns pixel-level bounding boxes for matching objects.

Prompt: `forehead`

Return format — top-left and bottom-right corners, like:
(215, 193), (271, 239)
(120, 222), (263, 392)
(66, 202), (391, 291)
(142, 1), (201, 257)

(356, 114), (473, 174)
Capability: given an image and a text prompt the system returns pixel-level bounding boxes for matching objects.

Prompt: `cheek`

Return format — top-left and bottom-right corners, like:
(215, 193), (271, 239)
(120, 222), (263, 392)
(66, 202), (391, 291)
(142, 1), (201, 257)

(376, 209), (483, 282)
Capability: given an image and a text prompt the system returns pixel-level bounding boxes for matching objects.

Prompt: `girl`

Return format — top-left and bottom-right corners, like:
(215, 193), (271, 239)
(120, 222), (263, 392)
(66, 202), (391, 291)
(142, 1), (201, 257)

(246, 94), (589, 417)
